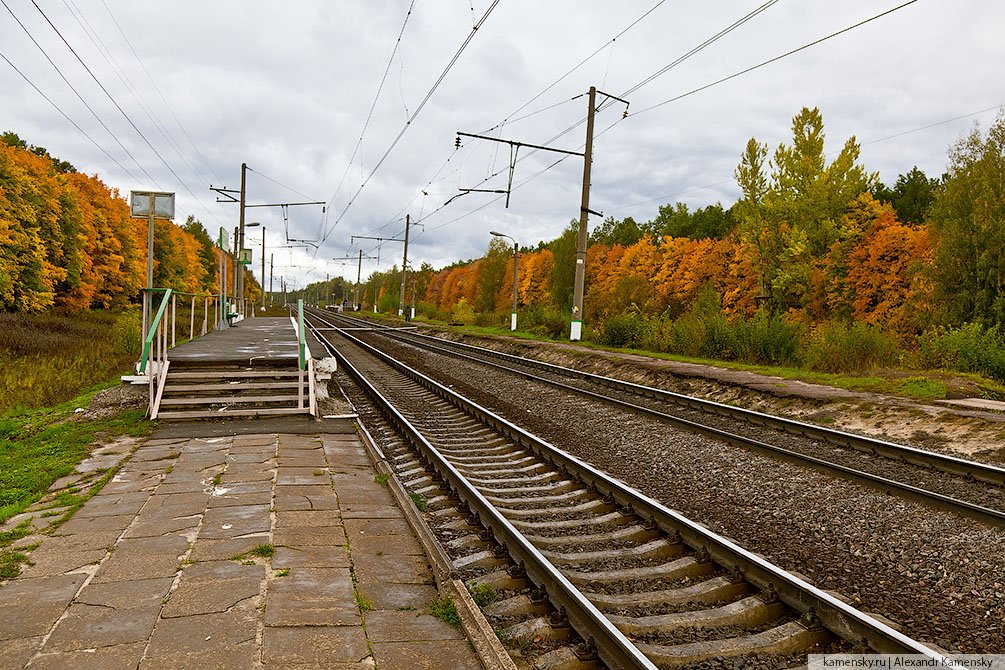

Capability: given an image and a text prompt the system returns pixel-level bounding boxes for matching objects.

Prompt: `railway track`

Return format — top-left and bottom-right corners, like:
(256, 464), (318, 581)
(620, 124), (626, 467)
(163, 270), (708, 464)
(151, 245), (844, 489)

(303, 309), (947, 670)
(318, 309), (1005, 528)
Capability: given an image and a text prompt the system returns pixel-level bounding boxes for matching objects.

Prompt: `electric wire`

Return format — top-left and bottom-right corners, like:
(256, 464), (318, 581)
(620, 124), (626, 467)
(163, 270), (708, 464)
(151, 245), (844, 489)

(60, 0), (210, 188)
(98, 0), (222, 184)
(630, 0), (920, 116)
(362, 1), (669, 254)
(2, 0), (157, 183)
(0, 48), (140, 181)
(406, 0), (924, 246)
(29, 0), (222, 226)
(319, 0), (501, 245)
(247, 166), (321, 201)
(328, 0), (419, 222)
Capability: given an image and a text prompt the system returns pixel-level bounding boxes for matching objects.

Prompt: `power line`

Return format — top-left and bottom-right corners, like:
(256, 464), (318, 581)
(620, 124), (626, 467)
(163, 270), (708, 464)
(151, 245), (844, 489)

(328, 0), (420, 217)
(631, 0), (920, 116)
(481, 0), (668, 134)
(247, 166), (320, 201)
(98, 0), (221, 184)
(410, 1), (925, 244)
(0, 48), (140, 181)
(2, 0), (157, 183)
(620, 0), (779, 98)
(320, 0), (501, 245)
(365, 2), (670, 250)
(29, 0), (223, 225)
(60, 0), (210, 187)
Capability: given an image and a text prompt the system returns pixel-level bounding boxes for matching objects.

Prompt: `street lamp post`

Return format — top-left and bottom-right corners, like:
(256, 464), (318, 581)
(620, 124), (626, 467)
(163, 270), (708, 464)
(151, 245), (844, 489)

(490, 231), (518, 331)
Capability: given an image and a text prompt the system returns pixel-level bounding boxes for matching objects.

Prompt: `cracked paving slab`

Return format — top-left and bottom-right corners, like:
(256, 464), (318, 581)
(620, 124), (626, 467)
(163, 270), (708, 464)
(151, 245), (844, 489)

(0, 426), (484, 669)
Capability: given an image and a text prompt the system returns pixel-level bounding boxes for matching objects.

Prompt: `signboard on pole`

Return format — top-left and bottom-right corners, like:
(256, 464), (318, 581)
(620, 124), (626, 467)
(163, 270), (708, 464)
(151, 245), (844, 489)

(129, 191), (175, 219)
(239, 248), (252, 265)
(218, 227), (230, 250)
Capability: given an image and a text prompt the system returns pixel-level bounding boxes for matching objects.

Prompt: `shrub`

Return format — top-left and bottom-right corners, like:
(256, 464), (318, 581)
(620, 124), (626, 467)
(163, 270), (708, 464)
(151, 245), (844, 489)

(599, 311), (645, 348)
(110, 307), (142, 354)
(451, 299), (476, 325)
(917, 322), (1005, 380)
(473, 311), (503, 328)
(801, 320), (898, 373)
(519, 306), (568, 339)
(376, 294), (398, 313)
(731, 311), (802, 366)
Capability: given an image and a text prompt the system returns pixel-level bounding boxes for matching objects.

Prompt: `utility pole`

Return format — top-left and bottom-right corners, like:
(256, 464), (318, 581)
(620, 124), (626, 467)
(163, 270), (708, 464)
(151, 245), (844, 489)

(211, 166), (324, 314)
(237, 163), (246, 314)
(337, 250), (377, 310)
(410, 270), (416, 320)
(398, 214), (410, 318)
(326, 273), (330, 307)
(456, 87), (627, 341)
(570, 87), (596, 341)
(350, 234), (405, 313)
(260, 226), (266, 312)
(269, 253), (273, 308)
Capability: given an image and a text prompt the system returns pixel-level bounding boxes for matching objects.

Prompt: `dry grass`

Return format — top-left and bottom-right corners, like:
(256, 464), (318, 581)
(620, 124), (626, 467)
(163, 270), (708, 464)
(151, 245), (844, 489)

(0, 310), (141, 413)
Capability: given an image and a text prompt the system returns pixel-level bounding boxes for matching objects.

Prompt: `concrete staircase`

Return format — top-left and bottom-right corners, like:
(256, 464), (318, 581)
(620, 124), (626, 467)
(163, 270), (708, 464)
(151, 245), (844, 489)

(154, 364), (313, 420)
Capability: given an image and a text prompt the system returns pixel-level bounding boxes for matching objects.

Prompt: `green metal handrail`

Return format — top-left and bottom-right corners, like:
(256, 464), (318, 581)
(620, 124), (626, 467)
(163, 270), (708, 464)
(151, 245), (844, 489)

(142, 287), (217, 300)
(139, 289), (173, 374)
(298, 299), (306, 370)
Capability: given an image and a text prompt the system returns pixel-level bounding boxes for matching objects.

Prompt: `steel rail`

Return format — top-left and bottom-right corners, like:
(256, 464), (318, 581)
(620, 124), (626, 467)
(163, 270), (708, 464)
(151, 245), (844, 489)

(314, 310), (1005, 528)
(304, 310), (946, 661)
(305, 318), (657, 670)
(329, 311), (1004, 487)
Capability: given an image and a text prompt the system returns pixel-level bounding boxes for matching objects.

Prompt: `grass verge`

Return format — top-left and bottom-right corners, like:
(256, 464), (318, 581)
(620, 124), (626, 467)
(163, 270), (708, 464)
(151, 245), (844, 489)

(0, 380), (153, 526)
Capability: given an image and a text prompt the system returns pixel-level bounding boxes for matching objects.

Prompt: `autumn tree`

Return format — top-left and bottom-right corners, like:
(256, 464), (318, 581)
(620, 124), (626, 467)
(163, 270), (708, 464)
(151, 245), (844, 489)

(928, 113), (1005, 326)
(735, 107), (875, 316)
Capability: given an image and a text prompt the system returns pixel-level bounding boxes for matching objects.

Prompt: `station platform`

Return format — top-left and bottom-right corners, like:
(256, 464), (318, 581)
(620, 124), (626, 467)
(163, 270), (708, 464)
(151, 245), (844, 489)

(167, 316), (304, 367)
(0, 426), (487, 669)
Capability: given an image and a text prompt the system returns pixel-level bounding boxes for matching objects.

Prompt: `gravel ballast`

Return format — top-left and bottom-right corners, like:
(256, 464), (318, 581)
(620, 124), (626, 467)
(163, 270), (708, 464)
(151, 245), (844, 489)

(359, 330), (1005, 654)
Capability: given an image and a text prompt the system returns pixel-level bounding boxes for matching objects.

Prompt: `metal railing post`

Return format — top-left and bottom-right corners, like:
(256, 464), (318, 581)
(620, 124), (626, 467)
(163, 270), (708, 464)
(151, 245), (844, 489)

(141, 290), (149, 353)
(171, 293), (177, 348)
(297, 299), (306, 371)
(190, 296), (195, 341)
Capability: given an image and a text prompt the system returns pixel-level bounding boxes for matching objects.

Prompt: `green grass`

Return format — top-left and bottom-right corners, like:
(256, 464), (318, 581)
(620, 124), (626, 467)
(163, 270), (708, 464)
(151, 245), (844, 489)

(892, 375), (948, 400)
(0, 383), (152, 525)
(408, 492), (427, 512)
(249, 543), (275, 558)
(374, 473), (391, 487)
(427, 596), (461, 626)
(467, 581), (497, 607)
(407, 313), (1005, 404)
(0, 520), (37, 579)
(355, 591), (373, 612)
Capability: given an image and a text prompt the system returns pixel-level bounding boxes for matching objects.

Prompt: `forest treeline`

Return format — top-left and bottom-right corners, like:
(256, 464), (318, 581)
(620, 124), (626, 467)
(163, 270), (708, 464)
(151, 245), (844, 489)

(355, 108), (1005, 379)
(0, 131), (258, 313)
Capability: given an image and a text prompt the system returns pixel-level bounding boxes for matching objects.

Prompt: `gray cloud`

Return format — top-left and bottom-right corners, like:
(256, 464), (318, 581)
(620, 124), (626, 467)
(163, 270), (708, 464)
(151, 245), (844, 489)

(2, 0), (1001, 286)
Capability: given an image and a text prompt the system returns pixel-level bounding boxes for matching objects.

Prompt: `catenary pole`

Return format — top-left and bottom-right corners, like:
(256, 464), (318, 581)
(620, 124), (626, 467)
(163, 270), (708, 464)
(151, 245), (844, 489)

(398, 214), (410, 317)
(571, 86), (596, 341)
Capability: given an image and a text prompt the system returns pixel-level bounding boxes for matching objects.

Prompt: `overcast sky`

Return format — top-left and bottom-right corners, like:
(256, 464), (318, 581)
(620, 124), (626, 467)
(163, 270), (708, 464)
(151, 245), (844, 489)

(2, 1), (1002, 288)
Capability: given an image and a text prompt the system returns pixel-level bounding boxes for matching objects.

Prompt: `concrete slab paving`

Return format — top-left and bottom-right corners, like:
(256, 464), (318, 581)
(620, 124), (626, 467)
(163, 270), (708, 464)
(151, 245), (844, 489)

(0, 427), (486, 669)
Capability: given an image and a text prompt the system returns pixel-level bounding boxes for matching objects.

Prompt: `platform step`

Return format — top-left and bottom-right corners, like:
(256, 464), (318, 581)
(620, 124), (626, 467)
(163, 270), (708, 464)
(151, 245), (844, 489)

(159, 394), (301, 406)
(157, 407), (311, 420)
(168, 370), (302, 380)
(164, 382), (302, 393)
